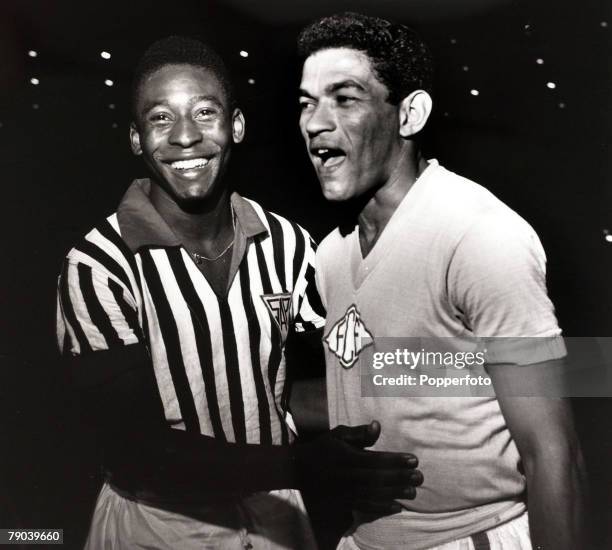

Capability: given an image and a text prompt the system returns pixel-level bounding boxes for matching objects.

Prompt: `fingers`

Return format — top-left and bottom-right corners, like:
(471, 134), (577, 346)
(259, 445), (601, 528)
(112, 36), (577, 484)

(340, 467), (423, 488)
(337, 468), (423, 500)
(332, 423), (418, 470)
(333, 421), (381, 448)
(329, 468), (422, 505)
(350, 484), (417, 502)
(365, 420), (381, 445)
(348, 447), (419, 470)
(409, 469), (424, 486)
(298, 424), (424, 507)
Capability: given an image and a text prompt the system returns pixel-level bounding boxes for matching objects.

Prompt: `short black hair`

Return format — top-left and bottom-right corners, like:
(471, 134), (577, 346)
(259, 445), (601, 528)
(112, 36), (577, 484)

(131, 35), (235, 119)
(298, 12), (433, 104)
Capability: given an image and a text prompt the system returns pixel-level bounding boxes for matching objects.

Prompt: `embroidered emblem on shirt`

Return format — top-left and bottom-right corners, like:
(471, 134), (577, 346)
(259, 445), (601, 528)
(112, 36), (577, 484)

(261, 293), (293, 340)
(325, 304), (373, 369)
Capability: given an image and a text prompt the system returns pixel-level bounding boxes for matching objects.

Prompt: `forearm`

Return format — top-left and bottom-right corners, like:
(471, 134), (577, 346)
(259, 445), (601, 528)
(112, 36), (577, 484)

(106, 428), (296, 502)
(524, 446), (589, 549)
(75, 351), (297, 503)
(74, 348), (421, 509)
(489, 369), (591, 548)
(289, 378), (328, 432)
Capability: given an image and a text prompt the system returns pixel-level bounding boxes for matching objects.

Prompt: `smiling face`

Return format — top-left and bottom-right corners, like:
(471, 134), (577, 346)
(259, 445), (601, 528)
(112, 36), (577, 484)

(299, 48), (404, 202)
(130, 63), (244, 207)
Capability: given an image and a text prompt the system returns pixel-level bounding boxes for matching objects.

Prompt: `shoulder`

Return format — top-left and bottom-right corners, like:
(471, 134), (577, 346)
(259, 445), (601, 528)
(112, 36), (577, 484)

(430, 164), (510, 220)
(425, 163), (538, 247)
(319, 226), (347, 250)
(238, 195), (315, 245)
(442, 167), (546, 276)
(458, 206), (544, 264)
(316, 226), (354, 267)
(63, 213), (137, 285)
(65, 213), (119, 260)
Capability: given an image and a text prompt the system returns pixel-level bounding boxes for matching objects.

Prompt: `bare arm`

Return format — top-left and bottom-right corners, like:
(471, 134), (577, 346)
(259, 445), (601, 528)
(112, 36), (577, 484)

(71, 345), (422, 510)
(59, 258), (422, 510)
(72, 345), (293, 503)
(290, 378), (328, 431)
(489, 361), (589, 549)
(286, 327), (328, 431)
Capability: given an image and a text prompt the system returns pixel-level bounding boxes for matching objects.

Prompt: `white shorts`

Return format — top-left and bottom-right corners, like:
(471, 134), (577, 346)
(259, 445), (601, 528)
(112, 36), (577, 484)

(84, 481), (318, 550)
(337, 511), (531, 550)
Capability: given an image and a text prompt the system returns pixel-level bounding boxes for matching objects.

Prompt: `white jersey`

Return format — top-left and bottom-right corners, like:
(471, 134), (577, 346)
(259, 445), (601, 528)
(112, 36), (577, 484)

(316, 160), (565, 550)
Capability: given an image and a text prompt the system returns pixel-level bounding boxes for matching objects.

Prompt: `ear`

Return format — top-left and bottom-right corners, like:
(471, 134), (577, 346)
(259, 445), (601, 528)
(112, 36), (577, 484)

(232, 108), (246, 144)
(398, 90), (433, 138)
(129, 123), (142, 156)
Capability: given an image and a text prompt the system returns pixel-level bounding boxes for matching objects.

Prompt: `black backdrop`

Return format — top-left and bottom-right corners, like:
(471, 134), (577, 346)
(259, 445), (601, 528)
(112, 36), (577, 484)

(1, 0), (611, 547)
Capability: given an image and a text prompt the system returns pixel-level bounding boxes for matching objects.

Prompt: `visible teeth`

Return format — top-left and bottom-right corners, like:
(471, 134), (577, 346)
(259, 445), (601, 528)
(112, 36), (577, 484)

(171, 158), (209, 170)
(317, 149), (329, 156)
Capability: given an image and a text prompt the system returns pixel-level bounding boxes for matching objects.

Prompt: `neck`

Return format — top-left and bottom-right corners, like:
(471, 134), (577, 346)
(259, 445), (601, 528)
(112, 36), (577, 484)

(357, 146), (428, 254)
(150, 184), (233, 245)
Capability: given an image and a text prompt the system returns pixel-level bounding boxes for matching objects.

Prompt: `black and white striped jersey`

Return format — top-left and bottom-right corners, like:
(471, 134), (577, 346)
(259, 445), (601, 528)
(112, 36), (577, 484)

(57, 180), (325, 445)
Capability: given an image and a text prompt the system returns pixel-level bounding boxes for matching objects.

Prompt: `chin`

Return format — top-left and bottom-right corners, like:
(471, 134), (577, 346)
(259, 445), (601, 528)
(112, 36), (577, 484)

(321, 183), (352, 203)
(172, 194), (214, 214)
(176, 181), (215, 200)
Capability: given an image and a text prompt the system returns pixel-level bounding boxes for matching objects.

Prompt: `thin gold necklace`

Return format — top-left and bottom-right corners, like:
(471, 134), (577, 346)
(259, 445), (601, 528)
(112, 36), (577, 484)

(191, 208), (236, 264)
(192, 240), (233, 264)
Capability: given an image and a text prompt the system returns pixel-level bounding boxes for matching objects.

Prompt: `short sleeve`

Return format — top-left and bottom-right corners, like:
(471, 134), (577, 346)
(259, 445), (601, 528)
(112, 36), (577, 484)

(448, 209), (565, 364)
(57, 259), (142, 356)
(293, 232), (326, 333)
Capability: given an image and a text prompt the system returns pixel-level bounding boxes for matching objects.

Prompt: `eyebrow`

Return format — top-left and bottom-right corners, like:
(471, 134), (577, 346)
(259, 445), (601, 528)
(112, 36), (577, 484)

(328, 80), (366, 93)
(141, 95), (225, 117)
(191, 95), (225, 110)
(299, 79), (367, 99)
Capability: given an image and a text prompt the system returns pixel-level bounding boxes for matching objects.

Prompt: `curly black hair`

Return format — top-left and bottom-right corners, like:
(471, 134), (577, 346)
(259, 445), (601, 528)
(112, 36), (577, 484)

(131, 36), (235, 119)
(298, 12), (433, 104)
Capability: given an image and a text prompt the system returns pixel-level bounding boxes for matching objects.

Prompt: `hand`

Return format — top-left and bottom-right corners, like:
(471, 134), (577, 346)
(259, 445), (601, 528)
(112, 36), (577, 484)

(293, 420), (423, 514)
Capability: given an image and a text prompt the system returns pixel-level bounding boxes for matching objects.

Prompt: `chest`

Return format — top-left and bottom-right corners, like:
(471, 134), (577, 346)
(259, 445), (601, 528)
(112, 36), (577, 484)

(135, 245), (295, 356)
(325, 235), (459, 340)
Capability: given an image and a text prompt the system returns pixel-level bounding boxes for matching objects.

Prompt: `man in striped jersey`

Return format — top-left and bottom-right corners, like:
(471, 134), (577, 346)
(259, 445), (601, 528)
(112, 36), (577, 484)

(298, 12), (587, 550)
(57, 36), (423, 549)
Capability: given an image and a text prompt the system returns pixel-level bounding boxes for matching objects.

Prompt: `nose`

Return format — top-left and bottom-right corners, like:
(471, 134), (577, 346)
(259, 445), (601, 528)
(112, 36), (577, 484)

(302, 101), (336, 138)
(168, 117), (202, 148)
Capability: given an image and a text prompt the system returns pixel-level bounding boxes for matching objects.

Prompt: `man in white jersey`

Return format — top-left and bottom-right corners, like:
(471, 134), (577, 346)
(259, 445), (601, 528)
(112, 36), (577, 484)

(56, 36), (423, 549)
(297, 12), (587, 550)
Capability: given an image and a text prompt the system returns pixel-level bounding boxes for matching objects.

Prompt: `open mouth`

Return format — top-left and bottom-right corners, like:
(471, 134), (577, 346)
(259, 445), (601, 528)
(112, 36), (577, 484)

(166, 157), (210, 171)
(311, 148), (346, 168)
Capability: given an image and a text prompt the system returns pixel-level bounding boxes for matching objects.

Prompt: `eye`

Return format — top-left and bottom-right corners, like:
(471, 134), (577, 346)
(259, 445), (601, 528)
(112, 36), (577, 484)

(148, 112), (172, 124)
(195, 108), (216, 120)
(336, 95), (357, 106)
(299, 100), (315, 112)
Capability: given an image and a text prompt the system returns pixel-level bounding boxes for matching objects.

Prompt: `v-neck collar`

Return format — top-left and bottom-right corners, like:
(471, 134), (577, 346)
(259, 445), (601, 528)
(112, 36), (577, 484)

(350, 159), (439, 289)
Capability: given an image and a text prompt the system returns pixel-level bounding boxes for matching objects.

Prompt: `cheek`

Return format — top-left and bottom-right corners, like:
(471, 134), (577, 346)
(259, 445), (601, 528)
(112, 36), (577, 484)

(348, 121), (385, 166)
(141, 131), (164, 155)
(347, 111), (382, 144)
(209, 125), (233, 149)
(363, 120), (396, 160)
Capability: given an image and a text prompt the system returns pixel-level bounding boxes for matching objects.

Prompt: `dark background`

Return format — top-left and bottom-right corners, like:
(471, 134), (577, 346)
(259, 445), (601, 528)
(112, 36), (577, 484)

(0, 0), (610, 548)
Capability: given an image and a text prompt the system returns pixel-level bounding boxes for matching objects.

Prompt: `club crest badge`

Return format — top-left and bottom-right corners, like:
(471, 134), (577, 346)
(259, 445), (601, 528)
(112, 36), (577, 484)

(325, 304), (373, 369)
(261, 293), (293, 340)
